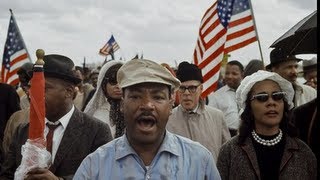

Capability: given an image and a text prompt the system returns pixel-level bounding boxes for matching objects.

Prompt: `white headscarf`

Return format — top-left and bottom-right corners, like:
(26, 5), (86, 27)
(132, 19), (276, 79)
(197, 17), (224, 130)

(84, 60), (124, 116)
(236, 70), (294, 116)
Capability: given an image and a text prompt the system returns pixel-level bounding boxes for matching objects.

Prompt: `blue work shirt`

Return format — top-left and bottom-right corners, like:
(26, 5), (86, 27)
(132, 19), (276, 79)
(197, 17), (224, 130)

(74, 131), (221, 180)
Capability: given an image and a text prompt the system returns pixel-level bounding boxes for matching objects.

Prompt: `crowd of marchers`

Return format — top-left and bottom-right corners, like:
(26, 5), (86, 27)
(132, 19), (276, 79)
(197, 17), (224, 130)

(0, 48), (318, 179)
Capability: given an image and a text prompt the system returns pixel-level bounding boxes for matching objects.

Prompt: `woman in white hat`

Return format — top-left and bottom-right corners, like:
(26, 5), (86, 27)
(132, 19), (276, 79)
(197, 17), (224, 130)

(216, 70), (317, 179)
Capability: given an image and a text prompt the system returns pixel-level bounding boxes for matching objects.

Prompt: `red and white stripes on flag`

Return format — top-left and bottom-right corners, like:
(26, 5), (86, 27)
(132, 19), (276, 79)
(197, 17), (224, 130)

(1, 10), (31, 86)
(99, 35), (120, 56)
(1, 50), (29, 85)
(193, 0), (257, 98)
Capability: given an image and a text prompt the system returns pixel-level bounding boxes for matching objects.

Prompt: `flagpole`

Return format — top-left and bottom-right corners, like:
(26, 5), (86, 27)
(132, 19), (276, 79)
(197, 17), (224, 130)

(247, 0), (264, 66)
(9, 9), (32, 63)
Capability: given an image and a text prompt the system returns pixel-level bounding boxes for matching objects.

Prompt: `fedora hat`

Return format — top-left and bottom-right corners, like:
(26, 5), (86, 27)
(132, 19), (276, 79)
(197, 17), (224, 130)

(42, 54), (81, 84)
(266, 48), (302, 70)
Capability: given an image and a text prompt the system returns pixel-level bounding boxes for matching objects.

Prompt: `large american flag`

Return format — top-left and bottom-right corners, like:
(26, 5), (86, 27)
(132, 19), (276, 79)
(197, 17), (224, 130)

(193, 0), (257, 98)
(1, 11), (31, 86)
(99, 35), (120, 56)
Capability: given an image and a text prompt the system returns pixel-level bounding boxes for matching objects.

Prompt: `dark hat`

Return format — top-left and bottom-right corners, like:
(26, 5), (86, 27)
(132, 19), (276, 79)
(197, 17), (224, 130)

(266, 48), (302, 69)
(42, 54), (81, 84)
(17, 62), (33, 75)
(176, 61), (203, 83)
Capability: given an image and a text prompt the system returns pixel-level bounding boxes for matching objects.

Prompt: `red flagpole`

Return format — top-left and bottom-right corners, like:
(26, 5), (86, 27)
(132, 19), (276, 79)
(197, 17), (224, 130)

(28, 49), (45, 144)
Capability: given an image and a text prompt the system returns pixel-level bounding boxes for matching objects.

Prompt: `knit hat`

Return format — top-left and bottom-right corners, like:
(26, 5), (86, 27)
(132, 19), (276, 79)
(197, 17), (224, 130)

(176, 61), (203, 83)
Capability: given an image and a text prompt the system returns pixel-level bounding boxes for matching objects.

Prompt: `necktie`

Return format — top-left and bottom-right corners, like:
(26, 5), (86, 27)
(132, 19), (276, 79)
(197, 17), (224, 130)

(46, 122), (61, 154)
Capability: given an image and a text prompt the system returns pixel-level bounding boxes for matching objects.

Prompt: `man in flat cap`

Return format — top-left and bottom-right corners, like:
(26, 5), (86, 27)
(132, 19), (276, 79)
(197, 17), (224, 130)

(0, 54), (112, 180)
(166, 61), (230, 161)
(266, 48), (316, 107)
(74, 59), (221, 179)
(302, 57), (317, 89)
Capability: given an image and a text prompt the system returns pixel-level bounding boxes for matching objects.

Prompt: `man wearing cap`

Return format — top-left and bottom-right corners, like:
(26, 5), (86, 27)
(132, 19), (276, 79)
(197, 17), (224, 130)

(0, 54), (112, 180)
(167, 61), (230, 161)
(74, 59), (221, 179)
(302, 57), (317, 89)
(266, 48), (316, 107)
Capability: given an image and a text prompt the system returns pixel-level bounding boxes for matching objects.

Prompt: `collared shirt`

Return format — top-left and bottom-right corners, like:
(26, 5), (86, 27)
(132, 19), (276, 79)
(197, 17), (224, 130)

(74, 131), (221, 180)
(186, 103), (199, 114)
(208, 85), (240, 129)
(293, 82), (317, 107)
(167, 103), (231, 160)
(45, 105), (74, 163)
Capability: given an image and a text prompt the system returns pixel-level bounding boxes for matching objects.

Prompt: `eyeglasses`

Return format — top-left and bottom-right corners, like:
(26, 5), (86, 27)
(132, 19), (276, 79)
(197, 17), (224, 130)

(250, 91), (286, 102)
(179, 84), (200, 93)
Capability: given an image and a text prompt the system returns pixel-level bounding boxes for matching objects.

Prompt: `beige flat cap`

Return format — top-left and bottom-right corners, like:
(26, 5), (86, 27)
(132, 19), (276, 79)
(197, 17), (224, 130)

(117, 59), (180, 90)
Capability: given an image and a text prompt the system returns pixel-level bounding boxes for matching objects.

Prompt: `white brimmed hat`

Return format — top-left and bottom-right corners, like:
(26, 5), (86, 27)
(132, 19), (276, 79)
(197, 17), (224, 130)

(236, 70), (294, 116)
(302, 57), (317, 72)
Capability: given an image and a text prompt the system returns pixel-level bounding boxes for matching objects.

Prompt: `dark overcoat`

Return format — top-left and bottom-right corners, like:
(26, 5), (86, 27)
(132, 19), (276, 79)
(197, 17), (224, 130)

(217, 135), (317, 180)
(0, 108), (112, 180)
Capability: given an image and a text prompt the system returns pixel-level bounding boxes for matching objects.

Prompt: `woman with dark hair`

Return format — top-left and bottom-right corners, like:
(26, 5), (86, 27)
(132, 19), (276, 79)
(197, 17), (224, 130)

(217, 70), (317, 180)
(84, 60), (125, 138)
(243, 59), (265, 78)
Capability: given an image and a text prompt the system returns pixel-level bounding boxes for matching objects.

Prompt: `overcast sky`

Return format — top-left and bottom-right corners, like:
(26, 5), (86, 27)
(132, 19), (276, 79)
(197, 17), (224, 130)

(0, 0), (317, 68)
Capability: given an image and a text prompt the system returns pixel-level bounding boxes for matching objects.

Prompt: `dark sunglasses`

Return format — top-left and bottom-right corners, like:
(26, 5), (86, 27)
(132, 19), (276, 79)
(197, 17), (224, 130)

(104, 78), (118, 86)
(250, 91), (286, 102)
(179, 84), (200, 93)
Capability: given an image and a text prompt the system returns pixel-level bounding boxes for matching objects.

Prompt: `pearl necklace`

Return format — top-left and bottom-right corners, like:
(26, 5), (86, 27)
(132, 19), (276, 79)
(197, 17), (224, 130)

(251, 129), (282, 146)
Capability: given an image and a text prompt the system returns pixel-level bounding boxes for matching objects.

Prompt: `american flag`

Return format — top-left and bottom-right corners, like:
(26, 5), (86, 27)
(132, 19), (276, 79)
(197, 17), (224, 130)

(99, 35), (120, 56)
(1, 11), (31, 86)
(193, 0), (257, 98)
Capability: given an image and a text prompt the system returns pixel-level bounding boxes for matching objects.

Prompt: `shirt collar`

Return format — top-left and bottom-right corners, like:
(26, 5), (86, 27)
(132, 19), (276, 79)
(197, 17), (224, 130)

(181, 104), (199, 114)
(45, 105), (74, 128)
(115, 130), (180, 160)
(293, 82), (303, 92)
(226, 85), (236, 92)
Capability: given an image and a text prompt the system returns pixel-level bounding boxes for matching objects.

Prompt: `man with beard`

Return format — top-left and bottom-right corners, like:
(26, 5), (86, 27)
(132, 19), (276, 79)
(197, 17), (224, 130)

(74, 59), (221, 180)
(266, 48), (316, 107)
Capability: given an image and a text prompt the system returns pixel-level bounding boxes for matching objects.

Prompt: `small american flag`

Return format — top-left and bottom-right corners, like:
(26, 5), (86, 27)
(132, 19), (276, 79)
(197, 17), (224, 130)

(99, 35), (120, 56)
(1, 10), (31, 86)
(193, 0), (257, 98)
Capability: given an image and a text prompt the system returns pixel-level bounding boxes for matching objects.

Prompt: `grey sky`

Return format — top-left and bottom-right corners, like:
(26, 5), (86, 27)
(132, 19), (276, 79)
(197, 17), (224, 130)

(0, 0), (317, 68)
